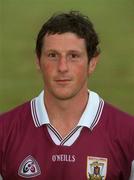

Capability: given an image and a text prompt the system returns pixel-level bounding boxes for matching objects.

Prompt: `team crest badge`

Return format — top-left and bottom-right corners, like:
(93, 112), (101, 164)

(18, 155), (41, 178)
(87, 156), (107, 180)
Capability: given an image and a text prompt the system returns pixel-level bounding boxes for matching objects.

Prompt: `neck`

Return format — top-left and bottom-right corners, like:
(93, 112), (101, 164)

(44, 89), (89, 138)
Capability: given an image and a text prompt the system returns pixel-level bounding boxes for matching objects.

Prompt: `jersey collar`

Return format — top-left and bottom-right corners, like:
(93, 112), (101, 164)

(31, 90), (104, 130)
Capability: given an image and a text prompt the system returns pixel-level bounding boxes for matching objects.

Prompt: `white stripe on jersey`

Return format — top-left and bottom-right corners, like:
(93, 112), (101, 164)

(129, 160), (134, 180)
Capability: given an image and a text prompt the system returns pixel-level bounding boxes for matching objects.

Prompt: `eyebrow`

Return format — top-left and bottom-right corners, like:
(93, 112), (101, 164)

(44, 49), (83, 54)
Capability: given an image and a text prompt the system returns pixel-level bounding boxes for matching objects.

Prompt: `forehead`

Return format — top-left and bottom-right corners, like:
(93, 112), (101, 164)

(43, 32), (86, 52)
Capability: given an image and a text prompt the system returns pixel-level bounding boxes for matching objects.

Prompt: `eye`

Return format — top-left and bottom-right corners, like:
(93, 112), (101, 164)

(71, 53), (79, 58)
(48, 52), (57, 58)
(68, 52), (80, 61)
(47, 52), (59, 61)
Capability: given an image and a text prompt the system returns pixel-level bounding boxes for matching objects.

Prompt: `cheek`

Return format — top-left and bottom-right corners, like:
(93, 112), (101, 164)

(40, 62), (53, 77)
(40, 65), (52, 86)
(73, 64), (89, 81)
(77, 63), (89, 76)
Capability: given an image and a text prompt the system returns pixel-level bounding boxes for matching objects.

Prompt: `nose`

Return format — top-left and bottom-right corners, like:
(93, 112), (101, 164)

(58, 57), (68, 73)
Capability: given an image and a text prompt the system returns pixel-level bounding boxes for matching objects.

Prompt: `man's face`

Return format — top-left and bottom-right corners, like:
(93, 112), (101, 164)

(37, 32), (98, 100)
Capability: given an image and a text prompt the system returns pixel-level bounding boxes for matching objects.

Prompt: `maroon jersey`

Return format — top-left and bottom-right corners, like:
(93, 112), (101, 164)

(0, 91), (134, 180)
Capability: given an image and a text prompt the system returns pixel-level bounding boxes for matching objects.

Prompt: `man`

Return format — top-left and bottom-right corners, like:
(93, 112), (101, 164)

(0, 11), (134, 180)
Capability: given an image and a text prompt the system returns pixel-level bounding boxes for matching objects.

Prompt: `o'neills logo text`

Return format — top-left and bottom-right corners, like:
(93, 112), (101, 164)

(52, 154), (76, 162)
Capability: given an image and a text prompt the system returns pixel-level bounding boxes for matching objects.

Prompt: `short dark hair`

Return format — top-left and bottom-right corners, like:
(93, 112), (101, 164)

(36, 11), (100, 61)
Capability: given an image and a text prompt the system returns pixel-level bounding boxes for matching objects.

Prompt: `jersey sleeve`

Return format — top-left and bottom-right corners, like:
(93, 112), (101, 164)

(0, 115), (4, 176)
(129, 117), (134, 180)
(129, 161), (134, 180)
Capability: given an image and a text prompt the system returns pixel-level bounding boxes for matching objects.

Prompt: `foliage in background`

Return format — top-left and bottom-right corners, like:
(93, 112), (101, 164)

(0, 0), (134, 114)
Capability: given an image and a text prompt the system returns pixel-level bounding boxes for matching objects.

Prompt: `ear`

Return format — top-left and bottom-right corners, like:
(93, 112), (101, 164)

(88, 55), (99, 76)
(35, 55), (41, 71)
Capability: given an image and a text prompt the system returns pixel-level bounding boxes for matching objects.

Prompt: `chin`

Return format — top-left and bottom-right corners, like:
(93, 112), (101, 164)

(52, 91), (77, 100)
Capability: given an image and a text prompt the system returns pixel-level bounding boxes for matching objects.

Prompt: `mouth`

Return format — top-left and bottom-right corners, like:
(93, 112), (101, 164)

(54, 79), (71, 85)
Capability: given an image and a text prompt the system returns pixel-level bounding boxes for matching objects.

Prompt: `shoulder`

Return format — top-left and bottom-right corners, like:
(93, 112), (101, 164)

(0, 101), (31, 127)
(102, 102), (134, 141)
(0, 101), (33, 149)
(103, 102), (134, 124)
(102, 102), (134, 160)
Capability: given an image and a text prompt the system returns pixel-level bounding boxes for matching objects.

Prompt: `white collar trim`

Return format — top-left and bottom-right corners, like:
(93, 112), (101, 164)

(31, 90), (104, 130)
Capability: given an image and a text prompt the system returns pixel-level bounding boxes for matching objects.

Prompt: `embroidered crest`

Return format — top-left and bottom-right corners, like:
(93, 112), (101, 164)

(18, 155), (41, 178)
(87, 156), (107, 180)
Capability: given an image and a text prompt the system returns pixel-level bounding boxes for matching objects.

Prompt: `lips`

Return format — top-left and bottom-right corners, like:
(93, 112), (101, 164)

(55, 79), (70, 82)
(56, 79), (70, 81)
(54, 78), (71, 84)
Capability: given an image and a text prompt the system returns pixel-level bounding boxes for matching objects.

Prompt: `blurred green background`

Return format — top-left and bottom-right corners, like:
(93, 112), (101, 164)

(0, 0), (134, 114)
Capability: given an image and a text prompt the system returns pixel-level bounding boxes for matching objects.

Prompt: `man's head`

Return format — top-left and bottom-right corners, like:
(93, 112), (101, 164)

(36, 11), (100, 62)
(35, 11), (100, 100)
